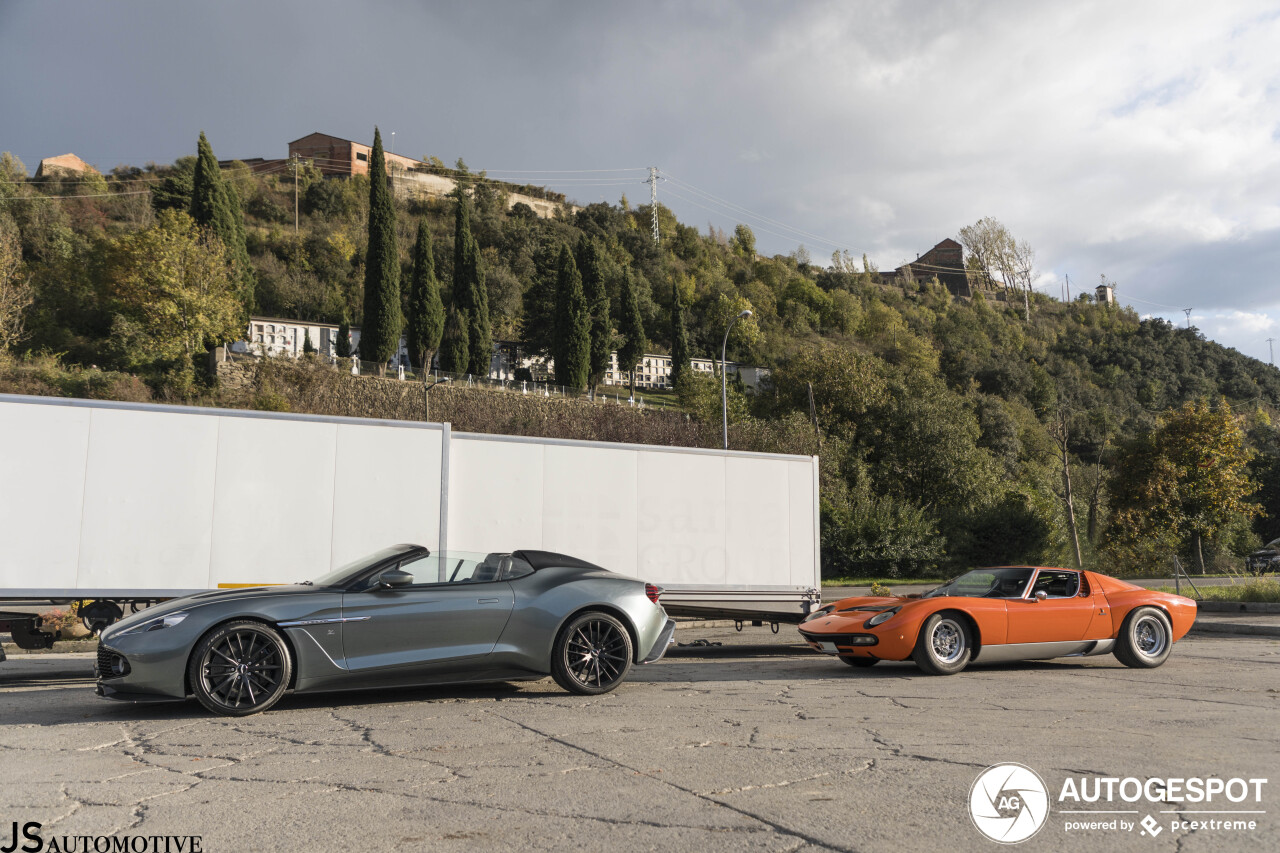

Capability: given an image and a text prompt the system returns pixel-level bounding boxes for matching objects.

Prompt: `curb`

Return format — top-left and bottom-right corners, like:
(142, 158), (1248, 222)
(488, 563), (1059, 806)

(1196, 601), (1280, 614)
(1188, 622), (1280, 638)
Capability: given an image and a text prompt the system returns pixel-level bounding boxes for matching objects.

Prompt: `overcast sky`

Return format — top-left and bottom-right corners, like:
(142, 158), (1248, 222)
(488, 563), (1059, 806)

(2, 0), (1278, 363)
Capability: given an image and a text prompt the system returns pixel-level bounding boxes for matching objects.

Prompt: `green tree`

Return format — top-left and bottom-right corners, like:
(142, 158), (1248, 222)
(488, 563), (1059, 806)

(302, 329), (316, 354)
(1103, 399), (1260, 574)
(406, 220), (444, 371)
(189, 132), (253, 312)
(0, 152), (27, 200)
(729, 224), (756, 258)
(617, 270), (648, 397)
(439, 305), (470, 374)
(669, 281), (691, 387)
(552, 245), (589, 389)
(0, 212), (32, 352)
(103, 210), (241, 379)
(452, 190), (491, 376)
(360, 127), (402, 370)
(336, 317), (352, 358)
(576, 236), (611, 394)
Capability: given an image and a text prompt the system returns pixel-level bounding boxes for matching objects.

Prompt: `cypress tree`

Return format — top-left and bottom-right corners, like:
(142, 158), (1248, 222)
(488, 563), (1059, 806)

(336, 318), (352, 358)
(190, 131), (254, 313)
(576, 236), (611, 395)
(452, 190), (491, 377)
(360, 127), (402, 372)
(303, 329), (316, 355)
(406, 220), (445, 371)
(552, 245), (590, 390)
(617, 270), (648, 397)
(670, 282), (691, 387)
(439, 306), (470, 374)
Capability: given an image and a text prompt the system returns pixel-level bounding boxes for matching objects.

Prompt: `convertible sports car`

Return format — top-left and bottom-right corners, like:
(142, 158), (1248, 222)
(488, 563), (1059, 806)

(96, 545), (675, 715)
(799, 567), (1196, 674)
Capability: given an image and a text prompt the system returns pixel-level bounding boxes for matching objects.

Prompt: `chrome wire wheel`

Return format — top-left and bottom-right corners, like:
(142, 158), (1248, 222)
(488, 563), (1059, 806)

(566, 619), (628, 689)
(189, 622), (291, 715)
(551, 612), (634, 695)
(930, 618), (966, 664)
(1133, 613), (1169, 658)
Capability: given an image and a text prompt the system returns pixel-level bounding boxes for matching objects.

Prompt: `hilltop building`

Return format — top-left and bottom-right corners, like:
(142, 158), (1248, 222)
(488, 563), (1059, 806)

(883, 238), (970, 296)
(33, 153), (97, 179)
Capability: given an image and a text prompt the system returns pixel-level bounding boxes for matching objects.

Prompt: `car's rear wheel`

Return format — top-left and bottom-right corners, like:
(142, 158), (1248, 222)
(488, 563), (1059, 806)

(839, 656), (879, 668)
(912, 613), (972, 675)
(188, 621), (292, 716)
(1114, 607), (1172, 669)
(551, 612), (633, 695)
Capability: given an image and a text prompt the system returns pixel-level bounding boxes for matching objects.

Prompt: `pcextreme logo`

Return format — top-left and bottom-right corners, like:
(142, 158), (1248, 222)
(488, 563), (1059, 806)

(969, 763), (1051, 844)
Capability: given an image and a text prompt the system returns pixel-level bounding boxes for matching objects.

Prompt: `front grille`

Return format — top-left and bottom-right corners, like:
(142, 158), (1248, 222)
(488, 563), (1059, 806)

(96, 644), (129, 679)
(799, 631), (879, 647)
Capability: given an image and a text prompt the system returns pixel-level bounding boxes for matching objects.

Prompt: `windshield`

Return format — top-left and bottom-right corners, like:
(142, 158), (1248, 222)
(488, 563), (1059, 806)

(924, 568), (1035, 599)
(308, 545), (422, 587)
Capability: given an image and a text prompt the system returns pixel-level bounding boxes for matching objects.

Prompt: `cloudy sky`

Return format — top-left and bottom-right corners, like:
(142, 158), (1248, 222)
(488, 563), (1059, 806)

(2, 0), (1278, 363)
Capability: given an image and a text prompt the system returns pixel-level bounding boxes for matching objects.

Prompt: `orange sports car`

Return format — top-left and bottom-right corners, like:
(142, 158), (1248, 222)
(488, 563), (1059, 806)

(799, 567), (1197, 674)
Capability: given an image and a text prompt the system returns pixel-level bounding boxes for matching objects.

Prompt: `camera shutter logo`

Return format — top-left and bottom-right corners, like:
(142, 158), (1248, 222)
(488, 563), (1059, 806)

(969, 763), (1051, 844)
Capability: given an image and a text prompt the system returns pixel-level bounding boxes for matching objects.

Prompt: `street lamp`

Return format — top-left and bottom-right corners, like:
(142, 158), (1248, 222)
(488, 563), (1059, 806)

(423, 375), (450, 422)
(722, 309), (752, 450)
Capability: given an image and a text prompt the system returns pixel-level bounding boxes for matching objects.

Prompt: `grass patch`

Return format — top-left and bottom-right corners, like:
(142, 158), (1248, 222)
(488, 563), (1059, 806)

(1152, 578), (1280, 602)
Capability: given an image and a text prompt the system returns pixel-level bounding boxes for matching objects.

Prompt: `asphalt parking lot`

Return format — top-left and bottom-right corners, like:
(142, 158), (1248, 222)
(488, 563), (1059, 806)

(2, 630), (1277, 852)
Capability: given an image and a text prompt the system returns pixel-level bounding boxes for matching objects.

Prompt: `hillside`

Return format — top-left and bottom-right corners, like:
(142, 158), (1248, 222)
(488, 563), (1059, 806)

(1, 143), (1278, 579)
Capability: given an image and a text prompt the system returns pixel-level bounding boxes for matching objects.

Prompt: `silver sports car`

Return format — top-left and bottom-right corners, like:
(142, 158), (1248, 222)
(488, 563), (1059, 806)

(95, 545), (675, 715)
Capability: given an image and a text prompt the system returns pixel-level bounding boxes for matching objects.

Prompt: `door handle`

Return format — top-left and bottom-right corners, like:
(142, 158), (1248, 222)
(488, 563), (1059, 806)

(478, 598), (500, 604)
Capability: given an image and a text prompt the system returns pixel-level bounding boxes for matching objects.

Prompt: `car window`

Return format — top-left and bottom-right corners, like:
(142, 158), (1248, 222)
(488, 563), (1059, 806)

(1031, 570), (1080, 598)
(924, 568), (1034, 599)
(390, 552), (524, 586)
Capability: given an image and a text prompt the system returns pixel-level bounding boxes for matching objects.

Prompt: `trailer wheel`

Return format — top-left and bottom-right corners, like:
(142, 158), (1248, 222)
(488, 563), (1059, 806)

(80, 601), (123, 634)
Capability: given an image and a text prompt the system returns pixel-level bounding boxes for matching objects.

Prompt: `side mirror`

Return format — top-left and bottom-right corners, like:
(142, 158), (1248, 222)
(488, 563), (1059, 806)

(376, 569), (414, 589)
(1033, 590), (1048, 602)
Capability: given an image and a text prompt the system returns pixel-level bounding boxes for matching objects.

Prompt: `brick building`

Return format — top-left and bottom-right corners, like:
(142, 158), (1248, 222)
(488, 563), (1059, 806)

(884, 238), (970, 297)
(288, 132), (420, 178)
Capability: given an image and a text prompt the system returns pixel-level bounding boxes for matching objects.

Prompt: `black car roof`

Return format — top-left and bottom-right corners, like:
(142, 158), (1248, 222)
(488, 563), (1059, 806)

(514, 550), (606, 572)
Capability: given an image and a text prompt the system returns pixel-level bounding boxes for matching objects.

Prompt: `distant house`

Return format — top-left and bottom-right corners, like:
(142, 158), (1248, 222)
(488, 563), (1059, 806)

(33, 153), (97, 179)
(288, 132), (421, 178)
(884, 238), (970, 297)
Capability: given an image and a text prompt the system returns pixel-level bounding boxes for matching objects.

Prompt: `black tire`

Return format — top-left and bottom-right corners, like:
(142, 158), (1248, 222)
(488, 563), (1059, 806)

(551, 612), (633, 695)
(1114, 607), (1173, 669)
(188, 620), (292, 716)
(840, 656), (879, 668)
(911, 612), (972, 675)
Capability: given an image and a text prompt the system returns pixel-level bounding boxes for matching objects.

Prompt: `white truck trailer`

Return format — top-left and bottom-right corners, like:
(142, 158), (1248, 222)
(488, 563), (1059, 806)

(0, 393), (821, 656)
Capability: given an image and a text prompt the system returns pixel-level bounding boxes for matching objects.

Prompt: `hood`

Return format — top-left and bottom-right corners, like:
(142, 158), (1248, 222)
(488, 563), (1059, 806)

(101, 584), (315, 638)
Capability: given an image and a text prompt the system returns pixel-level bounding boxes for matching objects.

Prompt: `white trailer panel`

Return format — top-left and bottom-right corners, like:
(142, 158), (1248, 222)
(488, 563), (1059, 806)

(0, 394), (819, 620)
(77, 408), (219, 592)
(0, 401), (91, 590)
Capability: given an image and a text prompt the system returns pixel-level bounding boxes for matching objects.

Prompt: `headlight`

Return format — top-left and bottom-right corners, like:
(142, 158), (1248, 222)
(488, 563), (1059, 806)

(119, 611), (189, 635)
(865, 607), (900, 628)
(803, 605), (835, 623)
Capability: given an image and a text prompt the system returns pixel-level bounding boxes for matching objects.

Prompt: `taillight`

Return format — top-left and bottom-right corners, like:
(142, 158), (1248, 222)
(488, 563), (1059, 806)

(645, 583), (662, 603)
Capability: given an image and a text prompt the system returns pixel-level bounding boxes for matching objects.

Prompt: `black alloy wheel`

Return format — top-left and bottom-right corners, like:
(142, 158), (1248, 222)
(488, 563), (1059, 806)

(551, 612), (633, 695)
(188, 621), (292, 716)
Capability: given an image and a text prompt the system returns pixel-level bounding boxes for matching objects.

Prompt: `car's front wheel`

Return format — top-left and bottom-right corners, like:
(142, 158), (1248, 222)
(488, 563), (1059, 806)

(912, 612), (972, 675)
(1114, 607), (1173, 669)
(551, 612), (633, 695)
(188, 621), (292, 716)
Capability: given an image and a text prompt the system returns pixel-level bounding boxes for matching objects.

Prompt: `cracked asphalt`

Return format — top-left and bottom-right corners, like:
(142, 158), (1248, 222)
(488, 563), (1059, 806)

(1, 630), (1277, 852)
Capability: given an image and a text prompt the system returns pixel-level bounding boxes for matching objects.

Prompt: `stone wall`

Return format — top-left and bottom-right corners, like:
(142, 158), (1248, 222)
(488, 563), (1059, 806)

(217, 359), (708, 447)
